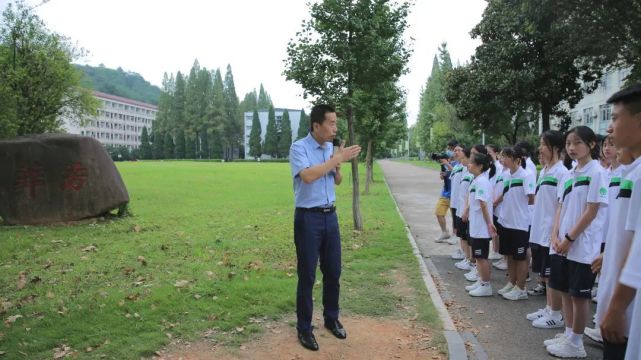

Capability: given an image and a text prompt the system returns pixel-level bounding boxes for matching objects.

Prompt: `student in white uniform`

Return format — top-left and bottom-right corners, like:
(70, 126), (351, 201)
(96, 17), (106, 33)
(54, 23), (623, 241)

(454, 147), (474, 272)
(545, 126), (609, 358)
(450, 145), (467, 259)
(586, 135), (626, 344)
(485, 144), (503, 261)
(464, 152), (497, 296)
(462, 145), (494, 283)
(527, 130), (569, 329)
(492, 154), (511, 271)
(597, 83), (641, 360)
(497, 146), (536, 300)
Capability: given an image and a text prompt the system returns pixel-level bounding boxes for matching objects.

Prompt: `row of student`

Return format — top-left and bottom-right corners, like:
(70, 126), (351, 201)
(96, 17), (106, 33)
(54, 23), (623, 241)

(442, 84), (641, 359)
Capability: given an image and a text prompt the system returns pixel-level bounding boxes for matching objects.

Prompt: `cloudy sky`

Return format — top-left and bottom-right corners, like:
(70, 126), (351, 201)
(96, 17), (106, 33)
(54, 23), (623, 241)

(2, 0), (486, 125)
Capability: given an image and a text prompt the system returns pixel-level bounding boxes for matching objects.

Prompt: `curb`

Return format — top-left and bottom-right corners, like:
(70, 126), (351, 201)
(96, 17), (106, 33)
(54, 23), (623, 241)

(382, 178), (468, 360)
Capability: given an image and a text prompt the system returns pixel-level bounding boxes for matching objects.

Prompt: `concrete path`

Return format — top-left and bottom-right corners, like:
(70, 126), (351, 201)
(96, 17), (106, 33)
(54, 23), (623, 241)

(379, 160), (602, 360)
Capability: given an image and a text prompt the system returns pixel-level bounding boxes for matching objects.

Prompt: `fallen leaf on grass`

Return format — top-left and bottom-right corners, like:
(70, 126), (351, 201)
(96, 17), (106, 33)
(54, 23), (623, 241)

(121, 267), (135, 276)
(174, 280), (190, 288)
(81, 245), (97, 252)
(132, 225), (142, 233)
(30, 276), (41, 284)
(236, 327), (244, 333)
(137, 256), (147, 266)
(4, 315), (22, 327)
(53, 344), (72, 359)
(17, 272), (27, 290)
(0, 351), (5, 356)
(43, 260), (53, 269)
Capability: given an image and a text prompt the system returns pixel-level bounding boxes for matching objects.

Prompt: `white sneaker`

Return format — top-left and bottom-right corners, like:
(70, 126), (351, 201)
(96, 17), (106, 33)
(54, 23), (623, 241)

(526, 307), (548, 321)
(543, 333), (566, 347)
(451, 248), (465, 260)
(455, 259), (472, 271)
(465, 280), (481, 292)
(546, 338), (587, 358)
(584, 327), (603, 343)
(464, 267), (478, 282)
(502, 286), (528, 301)
(447, 237), (459, 245)
(488, 250), (502, 260)
(435, 232), (451, 242)
(469, 283), (493, 297)
(532, 313), (565, 329)
(492, 258), (508, 270)
(497, 282), (514, 295)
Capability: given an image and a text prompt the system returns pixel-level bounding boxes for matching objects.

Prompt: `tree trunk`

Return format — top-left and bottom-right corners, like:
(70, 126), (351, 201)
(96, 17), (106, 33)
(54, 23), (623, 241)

(541, 100), (551, 132)
(346, 105), (363, 231)
(364, 139), (373, 195)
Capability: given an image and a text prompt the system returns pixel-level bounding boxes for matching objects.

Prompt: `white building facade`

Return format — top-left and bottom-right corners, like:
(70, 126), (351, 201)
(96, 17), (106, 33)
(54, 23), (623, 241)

(552, 67), (632, 135)
(243, 108), (303, 159)
(64, 91), (158, 149)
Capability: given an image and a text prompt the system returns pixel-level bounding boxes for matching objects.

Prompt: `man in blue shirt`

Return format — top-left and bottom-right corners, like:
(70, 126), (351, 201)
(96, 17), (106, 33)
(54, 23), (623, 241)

(289, 104), (361, 351)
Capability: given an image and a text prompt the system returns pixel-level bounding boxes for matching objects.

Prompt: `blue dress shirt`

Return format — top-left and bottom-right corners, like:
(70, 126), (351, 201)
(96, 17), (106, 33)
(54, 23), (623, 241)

(289, 133), (336, 208)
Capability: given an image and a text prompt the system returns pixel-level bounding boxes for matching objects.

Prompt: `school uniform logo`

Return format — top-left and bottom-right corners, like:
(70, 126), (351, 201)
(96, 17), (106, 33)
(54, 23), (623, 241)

(599, 187), (607, 197)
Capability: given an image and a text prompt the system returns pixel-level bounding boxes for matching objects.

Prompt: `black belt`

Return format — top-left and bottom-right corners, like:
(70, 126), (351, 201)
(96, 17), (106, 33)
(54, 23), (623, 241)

(296, 206), (336, 213)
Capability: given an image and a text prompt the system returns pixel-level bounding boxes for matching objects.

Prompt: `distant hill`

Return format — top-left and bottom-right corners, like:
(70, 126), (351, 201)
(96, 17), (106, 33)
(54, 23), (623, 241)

(75, 64), (161, 105)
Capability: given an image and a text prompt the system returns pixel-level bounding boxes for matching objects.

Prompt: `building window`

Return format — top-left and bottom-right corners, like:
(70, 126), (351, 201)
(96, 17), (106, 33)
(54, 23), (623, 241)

(583, 107), (595, 125)
(599, 104), (612, 134)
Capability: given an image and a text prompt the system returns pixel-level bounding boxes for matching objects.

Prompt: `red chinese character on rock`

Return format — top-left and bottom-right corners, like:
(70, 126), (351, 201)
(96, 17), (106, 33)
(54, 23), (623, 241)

(14, 165), (46, 199)
(61, 161), (89, 191)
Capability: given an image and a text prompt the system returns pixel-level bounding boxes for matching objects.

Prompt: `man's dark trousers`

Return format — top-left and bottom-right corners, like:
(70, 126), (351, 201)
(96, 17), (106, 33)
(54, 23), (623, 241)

(294, 208), (341, 332)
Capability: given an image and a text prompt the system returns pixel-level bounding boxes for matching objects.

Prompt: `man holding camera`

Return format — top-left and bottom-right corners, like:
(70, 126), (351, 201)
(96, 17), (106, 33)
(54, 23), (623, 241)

(434, 140), (459, 242)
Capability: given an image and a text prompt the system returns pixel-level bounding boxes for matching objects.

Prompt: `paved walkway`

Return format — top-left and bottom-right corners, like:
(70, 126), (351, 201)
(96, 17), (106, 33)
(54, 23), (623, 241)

(379, 160), (601, 360)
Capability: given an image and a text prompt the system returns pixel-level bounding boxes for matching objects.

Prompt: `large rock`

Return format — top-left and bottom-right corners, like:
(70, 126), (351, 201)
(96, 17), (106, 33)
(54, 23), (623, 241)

(0, 134), (129, 225)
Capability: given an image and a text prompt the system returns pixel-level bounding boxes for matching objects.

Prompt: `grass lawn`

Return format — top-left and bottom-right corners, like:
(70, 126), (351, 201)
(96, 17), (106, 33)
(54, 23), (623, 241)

(393, 159), (442, 171)
(0, 161), (441, 359)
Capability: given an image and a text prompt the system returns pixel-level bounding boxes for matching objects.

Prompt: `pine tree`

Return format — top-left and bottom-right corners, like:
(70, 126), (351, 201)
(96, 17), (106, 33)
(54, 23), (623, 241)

(278, 110), (292, 157)
(263, 106), (279, 157)
(223, 65), (240, 160)
(200, 126), (210, 159)
(164, 133), (174, 159)
(297, 109), (309, 139)
(173, 72), (187, 133)
(152, 130), (165, 159)
(248, 110), (262, 159)
(175, 128), (186, 159)
(140, 126), (152, 159)
(257, 84), (272, 110)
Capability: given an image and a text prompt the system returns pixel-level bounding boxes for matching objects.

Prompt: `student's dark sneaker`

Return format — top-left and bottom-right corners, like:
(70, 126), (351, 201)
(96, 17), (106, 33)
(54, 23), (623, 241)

(528, 283), (546, 296)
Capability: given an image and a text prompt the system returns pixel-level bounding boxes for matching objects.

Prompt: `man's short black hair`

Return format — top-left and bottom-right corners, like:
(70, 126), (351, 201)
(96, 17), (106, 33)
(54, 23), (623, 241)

(310, 104), (336, 132)
(447, 139), (459, 148)
(607, 83), (641, 115)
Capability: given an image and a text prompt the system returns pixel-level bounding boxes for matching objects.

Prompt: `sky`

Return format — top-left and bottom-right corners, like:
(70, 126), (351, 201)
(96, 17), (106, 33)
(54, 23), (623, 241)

(2, 0), (486, 126)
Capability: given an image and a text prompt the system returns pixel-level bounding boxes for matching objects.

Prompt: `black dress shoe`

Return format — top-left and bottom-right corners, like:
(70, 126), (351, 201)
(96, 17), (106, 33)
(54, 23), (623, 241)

(297, 331), (319, 351)
(324, 319), (347, 339)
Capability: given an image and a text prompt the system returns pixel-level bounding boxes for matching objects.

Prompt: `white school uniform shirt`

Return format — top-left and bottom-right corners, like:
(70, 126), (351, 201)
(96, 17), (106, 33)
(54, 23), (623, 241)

(595, 157), (641, 334)
(493, 167), (511, 220)
(449, 164), (465, 210)
(456, 168), (474, 218)
(555, 159), (608, 265)
(526, 157), (537, 224)
(494, 160), (504, 177)
(498, 166), (536, 231)
(529, 161), (569, 247)
(619, 159), (641, 360)
(468, 173), (493, 239)
(602, 165), (625, 244)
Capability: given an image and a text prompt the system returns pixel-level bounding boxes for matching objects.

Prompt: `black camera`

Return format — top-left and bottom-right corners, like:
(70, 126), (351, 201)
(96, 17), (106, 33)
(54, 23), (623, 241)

(430, 152), (449, 161)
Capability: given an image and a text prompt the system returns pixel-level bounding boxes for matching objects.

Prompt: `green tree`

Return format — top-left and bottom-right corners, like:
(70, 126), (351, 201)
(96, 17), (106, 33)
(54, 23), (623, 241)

(0, 1), (98, 138)
(164, 133), (174, 159)
(172, 71), (187, 133)
(140, 126), (152, 159)
(206, 69), (226, 159)
(297, 109), (309, 139)
(175, 128), (186, 159)
(248, 110), (262, 159)
(278, 110), (292, 157)
(285, 0), (411, 230)
(223, 64), (240, 160)
(257, 84), (272, 110)
(468, 0), (606, 132)
(152, 127), (164, 160)
(263, 106), (278, 157)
